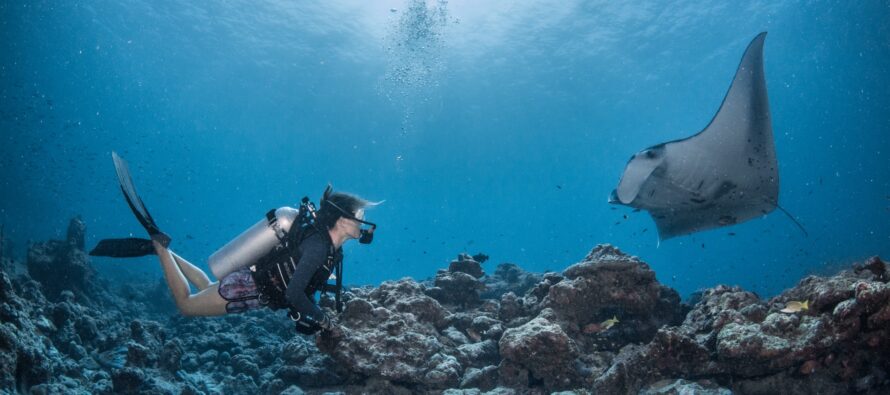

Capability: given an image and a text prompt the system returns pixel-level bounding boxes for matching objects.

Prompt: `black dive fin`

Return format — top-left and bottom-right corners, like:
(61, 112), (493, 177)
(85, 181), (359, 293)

(90, 152), (171, 257)
(89, 238), (156, 257)
(112, 151), (162, 236)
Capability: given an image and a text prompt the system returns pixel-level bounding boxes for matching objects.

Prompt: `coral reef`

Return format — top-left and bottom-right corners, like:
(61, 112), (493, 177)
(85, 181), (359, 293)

(589, 257), (890, 395)
(1, 219), (888, 394)
(26, 217), (96, 300)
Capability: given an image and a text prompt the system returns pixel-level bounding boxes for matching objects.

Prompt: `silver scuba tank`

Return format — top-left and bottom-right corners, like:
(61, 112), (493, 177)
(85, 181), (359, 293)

(208, 207), (300, 279)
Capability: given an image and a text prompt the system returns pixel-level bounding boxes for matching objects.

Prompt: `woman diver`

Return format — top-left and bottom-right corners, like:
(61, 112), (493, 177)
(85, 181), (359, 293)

(90, 152), (377, 335)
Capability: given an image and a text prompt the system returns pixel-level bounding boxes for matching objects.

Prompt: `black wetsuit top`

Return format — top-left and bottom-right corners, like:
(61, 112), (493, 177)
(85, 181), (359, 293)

(284, 230), (342, 323)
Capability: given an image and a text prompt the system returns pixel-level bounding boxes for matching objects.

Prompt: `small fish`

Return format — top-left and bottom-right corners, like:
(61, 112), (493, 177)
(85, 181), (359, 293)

(799, 359), (819, 375)
(622, 214), (628, 219)
(632, 208), (641, 212)
(582, 323), (602, 334)
(601, 315), (619, 330)
(641, 228), (648, 233)
(780, 300), (809, 313)
(556, 185), (562, 189)
(728, 232), (736, 236)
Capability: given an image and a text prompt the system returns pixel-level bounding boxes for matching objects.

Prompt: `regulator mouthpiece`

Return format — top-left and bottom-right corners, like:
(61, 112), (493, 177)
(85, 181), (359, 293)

(359, 225), (376, 244)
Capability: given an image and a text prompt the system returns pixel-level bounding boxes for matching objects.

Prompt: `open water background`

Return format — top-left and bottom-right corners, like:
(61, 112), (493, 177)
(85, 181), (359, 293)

(1, 0), (888, 298)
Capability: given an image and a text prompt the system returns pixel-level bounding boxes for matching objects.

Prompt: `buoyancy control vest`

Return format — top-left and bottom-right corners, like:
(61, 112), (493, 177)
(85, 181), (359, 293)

(250, 225), (344, 313)
(207, 198), (345, 313)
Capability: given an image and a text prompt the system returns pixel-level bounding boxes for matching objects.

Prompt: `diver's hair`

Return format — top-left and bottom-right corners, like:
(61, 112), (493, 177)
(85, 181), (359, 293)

(316, 184), (373, 229)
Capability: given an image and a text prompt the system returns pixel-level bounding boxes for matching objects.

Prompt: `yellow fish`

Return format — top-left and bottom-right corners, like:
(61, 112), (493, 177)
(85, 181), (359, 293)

(780, 300), (809, 313)
(601, 316), (620, 330)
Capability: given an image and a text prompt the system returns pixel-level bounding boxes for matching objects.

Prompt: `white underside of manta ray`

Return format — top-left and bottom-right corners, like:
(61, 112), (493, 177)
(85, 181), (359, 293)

(609, 32), (806, 240)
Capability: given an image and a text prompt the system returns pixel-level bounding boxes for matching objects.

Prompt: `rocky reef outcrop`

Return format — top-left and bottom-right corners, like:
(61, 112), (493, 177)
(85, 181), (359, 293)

(25, 217), (97, 301)
(589, 255), (890, 395)
(1, 218), (888, 394)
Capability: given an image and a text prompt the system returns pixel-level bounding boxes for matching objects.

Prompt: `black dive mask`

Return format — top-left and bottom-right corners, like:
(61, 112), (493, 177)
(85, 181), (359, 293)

(325, 200), (377, 245)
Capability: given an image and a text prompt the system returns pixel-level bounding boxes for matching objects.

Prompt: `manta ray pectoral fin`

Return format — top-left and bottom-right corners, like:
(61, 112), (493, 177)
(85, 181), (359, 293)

(610, 32), (782, 240)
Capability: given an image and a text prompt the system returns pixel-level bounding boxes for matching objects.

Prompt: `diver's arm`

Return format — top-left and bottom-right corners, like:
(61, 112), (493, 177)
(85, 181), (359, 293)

(285, 241), (327, 324)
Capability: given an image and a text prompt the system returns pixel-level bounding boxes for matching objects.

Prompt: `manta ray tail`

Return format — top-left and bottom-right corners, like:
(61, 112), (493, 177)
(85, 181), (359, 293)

(773, 203), (809, 237)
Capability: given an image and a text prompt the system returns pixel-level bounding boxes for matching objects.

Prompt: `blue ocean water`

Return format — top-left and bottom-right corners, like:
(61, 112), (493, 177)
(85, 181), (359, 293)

(1, 0), (887, 299)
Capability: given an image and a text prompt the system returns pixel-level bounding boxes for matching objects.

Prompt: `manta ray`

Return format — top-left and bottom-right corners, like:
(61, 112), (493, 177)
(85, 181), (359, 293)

(609, 32), (806, 240)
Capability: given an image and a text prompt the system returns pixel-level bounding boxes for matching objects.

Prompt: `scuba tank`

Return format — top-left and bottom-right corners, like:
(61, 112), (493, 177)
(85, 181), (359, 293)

(208, 207), (301, 279)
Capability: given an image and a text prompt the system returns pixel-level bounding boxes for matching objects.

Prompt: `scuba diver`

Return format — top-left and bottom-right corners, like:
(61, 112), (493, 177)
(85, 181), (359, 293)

(90, 152), (377, 335)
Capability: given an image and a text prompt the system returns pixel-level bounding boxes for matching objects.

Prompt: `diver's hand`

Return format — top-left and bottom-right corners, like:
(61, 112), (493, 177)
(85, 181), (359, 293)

(317, 323), (344, 350)
(294, 317), (322, 335)
(318, 314), (334, 331)
(322, 322), (343, 337)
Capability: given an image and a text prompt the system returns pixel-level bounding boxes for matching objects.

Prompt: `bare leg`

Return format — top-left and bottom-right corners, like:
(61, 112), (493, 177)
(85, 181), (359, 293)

(179, 284), (228, 317)
(170, 251), (212, 291)
(154, 241), (228, 316)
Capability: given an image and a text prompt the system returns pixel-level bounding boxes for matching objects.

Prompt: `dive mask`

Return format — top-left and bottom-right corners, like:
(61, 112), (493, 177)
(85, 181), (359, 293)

(326, 200), (377, 244)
